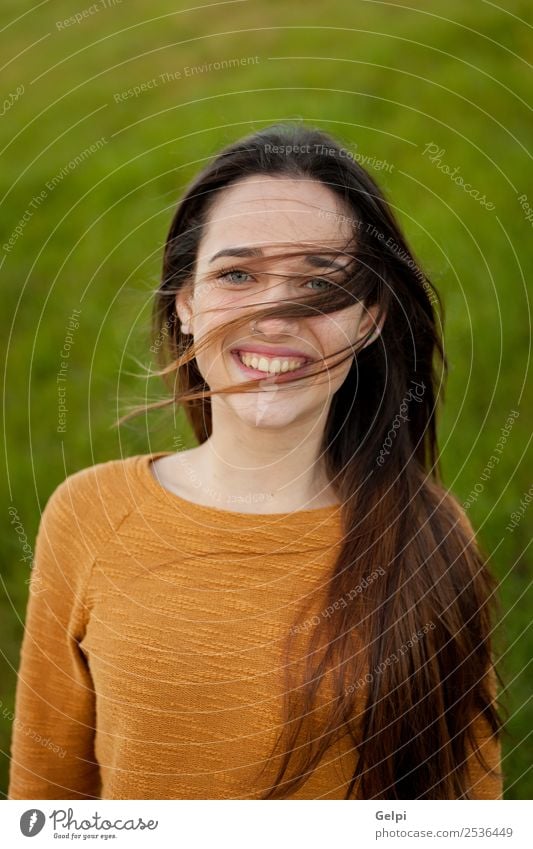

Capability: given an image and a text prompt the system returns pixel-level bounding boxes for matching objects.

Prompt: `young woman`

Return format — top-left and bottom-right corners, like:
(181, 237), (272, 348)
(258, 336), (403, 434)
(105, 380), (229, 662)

(9, 123), (504, 800)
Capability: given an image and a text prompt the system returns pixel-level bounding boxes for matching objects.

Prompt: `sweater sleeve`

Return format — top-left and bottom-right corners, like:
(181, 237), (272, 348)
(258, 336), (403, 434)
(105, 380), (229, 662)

(463, 664), (504, 799)
(8, 474), (102, 799)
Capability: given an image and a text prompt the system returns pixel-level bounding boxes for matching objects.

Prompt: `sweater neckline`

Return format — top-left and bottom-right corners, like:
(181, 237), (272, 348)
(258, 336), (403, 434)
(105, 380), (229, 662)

(135, 451), (342, 525)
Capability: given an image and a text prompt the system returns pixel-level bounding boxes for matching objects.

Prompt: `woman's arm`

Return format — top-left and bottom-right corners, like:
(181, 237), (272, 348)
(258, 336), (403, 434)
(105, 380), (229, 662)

(8, 475), (101, 799)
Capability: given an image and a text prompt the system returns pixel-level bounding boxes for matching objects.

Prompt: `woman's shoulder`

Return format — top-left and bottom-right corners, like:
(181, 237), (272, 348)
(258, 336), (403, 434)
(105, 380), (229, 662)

(38, 453), (146, 557)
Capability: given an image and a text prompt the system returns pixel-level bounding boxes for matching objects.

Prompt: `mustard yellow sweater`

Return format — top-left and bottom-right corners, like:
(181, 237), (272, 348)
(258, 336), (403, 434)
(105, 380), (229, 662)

(8, 452), (503, 799)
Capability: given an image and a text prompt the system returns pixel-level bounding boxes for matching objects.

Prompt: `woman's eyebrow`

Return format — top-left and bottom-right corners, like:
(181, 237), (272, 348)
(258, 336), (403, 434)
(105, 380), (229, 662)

(209, 246), (263, 263)
(306, 255), (348, 272)
(209, 246), (347, 271)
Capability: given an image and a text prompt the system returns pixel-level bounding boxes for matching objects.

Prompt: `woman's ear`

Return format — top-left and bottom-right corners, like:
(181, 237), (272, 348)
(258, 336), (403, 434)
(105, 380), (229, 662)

(175, 288), (193, 336)
(357, 302), (385, 350)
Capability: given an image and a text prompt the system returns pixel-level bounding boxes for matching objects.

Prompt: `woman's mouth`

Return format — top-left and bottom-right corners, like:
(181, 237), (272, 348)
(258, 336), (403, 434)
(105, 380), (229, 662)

(229, 349), (315, 382)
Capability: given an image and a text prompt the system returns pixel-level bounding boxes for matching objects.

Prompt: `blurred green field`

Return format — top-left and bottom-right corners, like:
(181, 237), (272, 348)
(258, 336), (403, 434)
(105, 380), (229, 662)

(1, 0), (531, 799)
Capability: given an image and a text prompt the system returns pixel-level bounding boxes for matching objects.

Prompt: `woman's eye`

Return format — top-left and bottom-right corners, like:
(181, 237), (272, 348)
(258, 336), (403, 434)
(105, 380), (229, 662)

(306, 277), (334, 291)
(217, 268), (252, 284)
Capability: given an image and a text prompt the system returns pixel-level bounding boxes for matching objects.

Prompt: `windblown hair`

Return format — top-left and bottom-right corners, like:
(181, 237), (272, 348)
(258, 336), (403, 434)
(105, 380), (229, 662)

(117, 123), (504, 798)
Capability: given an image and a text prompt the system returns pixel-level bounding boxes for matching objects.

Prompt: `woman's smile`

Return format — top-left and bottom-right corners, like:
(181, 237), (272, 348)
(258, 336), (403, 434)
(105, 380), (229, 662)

(229, 348), (316, 382)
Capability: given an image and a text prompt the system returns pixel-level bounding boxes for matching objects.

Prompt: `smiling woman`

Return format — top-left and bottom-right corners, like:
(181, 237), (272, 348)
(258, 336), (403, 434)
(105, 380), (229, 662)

(148, 168), (384, 494)
(9, 123), (504, 801)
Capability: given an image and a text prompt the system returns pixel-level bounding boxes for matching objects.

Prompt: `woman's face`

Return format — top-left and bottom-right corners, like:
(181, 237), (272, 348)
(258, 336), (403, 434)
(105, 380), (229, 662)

(176, 175), (378, 429)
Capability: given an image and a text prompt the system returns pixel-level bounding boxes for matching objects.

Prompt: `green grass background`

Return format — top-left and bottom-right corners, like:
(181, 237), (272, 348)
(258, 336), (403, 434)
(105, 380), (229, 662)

(1, 0), (531, 799)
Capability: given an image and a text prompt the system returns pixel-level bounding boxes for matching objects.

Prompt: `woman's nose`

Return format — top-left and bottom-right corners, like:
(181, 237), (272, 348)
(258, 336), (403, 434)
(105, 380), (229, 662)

(251, 313), (300, 335)
(252, 274), (302, 318)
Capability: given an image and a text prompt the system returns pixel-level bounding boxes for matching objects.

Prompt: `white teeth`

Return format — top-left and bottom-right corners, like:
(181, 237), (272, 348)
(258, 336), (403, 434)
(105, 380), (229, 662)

(237, 351), (307, 374)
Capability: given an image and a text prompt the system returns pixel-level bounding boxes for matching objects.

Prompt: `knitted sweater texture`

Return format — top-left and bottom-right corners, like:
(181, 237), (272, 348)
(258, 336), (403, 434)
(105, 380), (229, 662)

(8, 452), (503, 799)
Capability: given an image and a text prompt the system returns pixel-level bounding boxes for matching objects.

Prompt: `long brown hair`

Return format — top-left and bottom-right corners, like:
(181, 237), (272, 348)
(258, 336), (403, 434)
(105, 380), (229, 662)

(117, 123), (504, 798)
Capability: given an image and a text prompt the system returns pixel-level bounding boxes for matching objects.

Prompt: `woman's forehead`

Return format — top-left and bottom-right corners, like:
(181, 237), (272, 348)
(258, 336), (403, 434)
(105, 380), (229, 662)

(199, 176), (353, 253)
(206, 181), (350, 221)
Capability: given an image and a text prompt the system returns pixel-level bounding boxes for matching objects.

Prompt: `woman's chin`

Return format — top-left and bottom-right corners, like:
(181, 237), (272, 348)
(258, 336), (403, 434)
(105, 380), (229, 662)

(226, 396), (306, 429)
